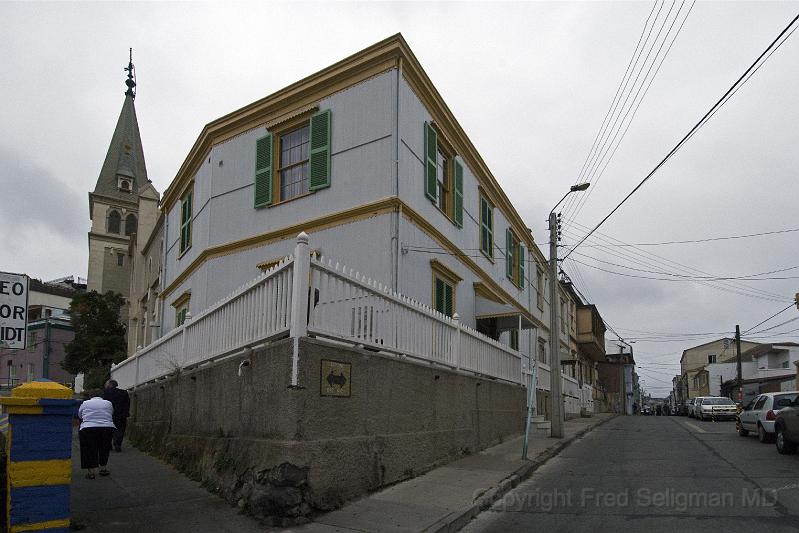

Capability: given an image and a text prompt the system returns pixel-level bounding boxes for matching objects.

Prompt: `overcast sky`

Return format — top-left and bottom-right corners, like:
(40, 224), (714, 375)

(2, 1), (797, 395)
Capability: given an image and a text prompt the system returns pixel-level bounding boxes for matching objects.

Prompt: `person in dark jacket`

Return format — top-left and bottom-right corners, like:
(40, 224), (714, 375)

(103, 379), (130, 452)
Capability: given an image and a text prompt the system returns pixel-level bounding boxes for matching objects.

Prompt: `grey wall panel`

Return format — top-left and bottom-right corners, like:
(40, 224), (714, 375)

(319, 69), (395, 155)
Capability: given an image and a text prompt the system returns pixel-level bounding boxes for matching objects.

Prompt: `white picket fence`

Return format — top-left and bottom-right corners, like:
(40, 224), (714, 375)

(112, 258), (294, 389)
(112, 233), (541, 391)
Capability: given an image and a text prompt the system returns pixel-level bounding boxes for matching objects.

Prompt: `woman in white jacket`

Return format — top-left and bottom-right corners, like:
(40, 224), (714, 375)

(77, 394), (116, 479)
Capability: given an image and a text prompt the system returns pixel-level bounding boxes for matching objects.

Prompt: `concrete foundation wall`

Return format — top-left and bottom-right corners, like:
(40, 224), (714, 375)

(128, 337), (525, 523)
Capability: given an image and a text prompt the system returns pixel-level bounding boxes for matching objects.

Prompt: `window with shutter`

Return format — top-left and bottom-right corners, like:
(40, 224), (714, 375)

(424, 123), (463, 228)
(505, 228), (524, 288)
(506, 228), (514, 279)
(480, 195), (494, 259)
(453, 160), (464, 227)
(431, 260), (460, 318)
(254, 133), (273, 207)
(179, 188), (193, 255)
(172, 292), (191, 328)
(255, 109), (332, 207)
(424, 122), (437, 201)
(309, 109), (331, 190)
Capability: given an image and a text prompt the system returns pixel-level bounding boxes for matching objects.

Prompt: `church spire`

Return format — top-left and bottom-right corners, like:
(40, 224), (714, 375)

(90, 50), (148, 204)
(124, 48), (136, 98)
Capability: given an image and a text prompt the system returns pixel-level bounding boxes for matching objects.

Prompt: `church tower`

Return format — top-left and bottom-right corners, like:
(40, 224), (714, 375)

(87, 52), (149, 325)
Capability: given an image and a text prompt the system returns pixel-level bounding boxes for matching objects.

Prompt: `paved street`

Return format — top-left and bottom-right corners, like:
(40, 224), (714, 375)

(463, 415), (799, 532)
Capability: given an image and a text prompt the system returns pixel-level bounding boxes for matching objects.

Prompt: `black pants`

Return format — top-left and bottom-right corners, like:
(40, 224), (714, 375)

(79, 427), (114, 469)
(112, 417), (127, 450)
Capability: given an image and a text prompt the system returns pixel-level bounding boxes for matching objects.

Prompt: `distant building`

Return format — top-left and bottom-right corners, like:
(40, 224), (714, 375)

(0, 277), (84, 387)
(680, 338), (760, 399)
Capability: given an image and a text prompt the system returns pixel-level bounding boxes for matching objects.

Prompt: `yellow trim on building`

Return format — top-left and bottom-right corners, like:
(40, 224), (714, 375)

(473, 282), (506, 304)
(170, 291), (192, 309)
(159, 195), (549, 332)
(429, 259), (462, 284)
(8, 459), (71, 488)
(10, 518), (71, 533)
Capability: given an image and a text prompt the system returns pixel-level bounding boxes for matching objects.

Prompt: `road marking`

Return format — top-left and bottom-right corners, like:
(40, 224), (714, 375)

(684, 421), (707, 433)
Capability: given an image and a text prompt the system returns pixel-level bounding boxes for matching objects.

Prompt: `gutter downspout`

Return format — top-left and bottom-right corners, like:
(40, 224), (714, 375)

(392, 62), (401, 293)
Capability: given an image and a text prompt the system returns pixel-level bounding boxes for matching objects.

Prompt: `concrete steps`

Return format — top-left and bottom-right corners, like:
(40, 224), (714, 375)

(531, 415), (551, 433)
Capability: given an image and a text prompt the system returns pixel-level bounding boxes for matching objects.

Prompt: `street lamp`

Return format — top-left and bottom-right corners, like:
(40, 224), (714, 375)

(548, 183), (589, 438)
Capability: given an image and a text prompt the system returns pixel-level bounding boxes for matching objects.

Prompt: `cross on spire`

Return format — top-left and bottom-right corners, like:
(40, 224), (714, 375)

(124, 48), (136, 98)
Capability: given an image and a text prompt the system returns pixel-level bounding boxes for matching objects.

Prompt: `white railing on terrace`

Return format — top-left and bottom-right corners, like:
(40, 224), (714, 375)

(307, 256), (523, 384)
(112, 232), (564, 392)
(112, 258), (294, 389)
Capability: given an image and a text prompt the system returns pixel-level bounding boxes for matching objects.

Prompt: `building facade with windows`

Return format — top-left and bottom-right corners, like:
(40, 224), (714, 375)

(680, 337), (761, 399)
(153, 35), (554, 362)
(0, 277), (84, 387)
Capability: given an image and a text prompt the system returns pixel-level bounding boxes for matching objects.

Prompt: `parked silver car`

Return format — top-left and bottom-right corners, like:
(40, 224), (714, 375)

(696, 396), (737, 421)
(738, 391), (799, 442)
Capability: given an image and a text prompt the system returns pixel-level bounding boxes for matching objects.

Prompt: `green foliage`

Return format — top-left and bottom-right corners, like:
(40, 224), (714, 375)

(62, 291), (127, 383)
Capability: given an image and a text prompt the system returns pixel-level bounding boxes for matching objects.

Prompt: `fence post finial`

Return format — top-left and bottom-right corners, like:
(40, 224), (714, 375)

(453, 313), (461, 371)
(289, 232), (311, 388)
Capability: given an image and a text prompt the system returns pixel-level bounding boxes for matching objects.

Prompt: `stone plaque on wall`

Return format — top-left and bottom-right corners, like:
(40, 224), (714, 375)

(321, 359), (351, 397)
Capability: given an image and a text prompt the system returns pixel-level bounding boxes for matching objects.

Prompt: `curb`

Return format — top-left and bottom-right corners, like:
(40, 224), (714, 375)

(425, 414), (618, 533)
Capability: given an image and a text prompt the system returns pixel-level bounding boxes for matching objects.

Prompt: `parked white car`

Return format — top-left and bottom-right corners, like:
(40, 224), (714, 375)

(695, 396), (737, 421)
(690, 396), (712, 418)
(738, 391), (799, 442)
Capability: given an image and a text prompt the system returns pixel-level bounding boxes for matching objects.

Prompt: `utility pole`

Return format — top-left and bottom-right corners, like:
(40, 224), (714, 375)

(735, 325), (742, 403)
(546, 183), (588, 438)
(548, 211), (563, 437)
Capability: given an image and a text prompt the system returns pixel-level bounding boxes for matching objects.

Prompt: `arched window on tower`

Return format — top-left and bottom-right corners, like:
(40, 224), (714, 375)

(125, 214), (138, 236)
(107, 210), (121, 234)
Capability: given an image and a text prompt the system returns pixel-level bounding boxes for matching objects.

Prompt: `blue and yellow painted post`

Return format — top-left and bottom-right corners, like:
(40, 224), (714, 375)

(0, 380), (78, 533)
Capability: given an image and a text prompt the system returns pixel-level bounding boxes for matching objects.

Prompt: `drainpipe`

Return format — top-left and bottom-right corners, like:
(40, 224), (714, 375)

(392, 63), (401, 292)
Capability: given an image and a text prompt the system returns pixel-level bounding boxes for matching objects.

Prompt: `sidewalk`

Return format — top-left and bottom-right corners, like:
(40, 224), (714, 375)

(70, 413), (614, 532)
(70, 433), (266, 533)
(290, 413), (616, 533)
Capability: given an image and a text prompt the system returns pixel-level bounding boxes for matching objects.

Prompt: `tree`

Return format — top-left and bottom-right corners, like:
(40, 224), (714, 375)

(63, 291), (127, 389)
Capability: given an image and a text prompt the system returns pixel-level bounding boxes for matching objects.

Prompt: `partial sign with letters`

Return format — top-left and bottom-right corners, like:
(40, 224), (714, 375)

(0, 272), (29, 349)
(320, 359), (351, 397)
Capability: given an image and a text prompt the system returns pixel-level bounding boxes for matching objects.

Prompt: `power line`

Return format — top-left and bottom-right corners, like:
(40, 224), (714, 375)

(741, 303), (795, 334)
(566, 0), (695, 226)
(563, 225), (799, 248)
(564, 0), (677, 219)
(746, 315), (799, 336)
(562, 12), (799, 261)
(570, 257), (799, 286)
(571, 251), (799, 281)
(562, 220), (787, 301)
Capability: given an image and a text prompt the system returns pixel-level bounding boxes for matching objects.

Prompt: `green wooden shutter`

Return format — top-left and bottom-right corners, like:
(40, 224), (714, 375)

(453, 159), (464, 227)
(309, 110), (332, 190)
(254, 133), (273, 207)
(435, 278), (445, 314)
(444, 283), (453, 317)
(519, 245), (526, 287)
(505, 229), (513, 279)
(424, 122), (437, 201)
